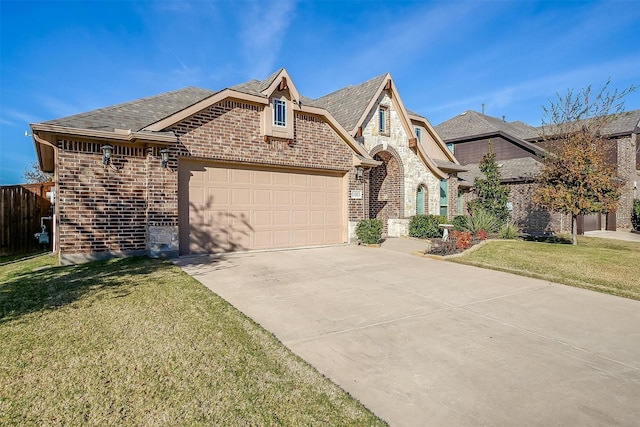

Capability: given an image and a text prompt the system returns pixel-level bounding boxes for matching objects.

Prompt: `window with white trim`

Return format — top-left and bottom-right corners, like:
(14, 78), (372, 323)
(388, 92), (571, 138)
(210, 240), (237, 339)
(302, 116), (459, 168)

(273, 99), (286, 127)
(378, 106), (388, 134)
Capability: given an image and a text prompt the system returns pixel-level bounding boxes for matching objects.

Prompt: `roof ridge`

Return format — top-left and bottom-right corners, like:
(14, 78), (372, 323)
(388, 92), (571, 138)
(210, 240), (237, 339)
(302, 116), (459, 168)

(315, 73), (388, 102)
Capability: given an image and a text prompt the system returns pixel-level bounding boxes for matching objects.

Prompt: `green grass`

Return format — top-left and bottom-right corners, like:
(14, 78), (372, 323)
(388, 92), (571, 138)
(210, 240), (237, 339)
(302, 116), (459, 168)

(0, 255), (386, 426)
(450, 236), (640, 300)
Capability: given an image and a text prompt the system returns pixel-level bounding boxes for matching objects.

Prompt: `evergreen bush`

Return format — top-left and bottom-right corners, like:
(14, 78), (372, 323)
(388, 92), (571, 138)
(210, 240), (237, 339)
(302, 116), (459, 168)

(452, 215), (468, 231)
(355, 219), (382, 244)
(632, 199), (640, 231)
(409, 214), (446, 239)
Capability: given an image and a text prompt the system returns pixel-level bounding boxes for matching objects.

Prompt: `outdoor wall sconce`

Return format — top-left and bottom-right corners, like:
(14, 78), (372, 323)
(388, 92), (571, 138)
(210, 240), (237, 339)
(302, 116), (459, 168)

(102, 144), (113, 166)
(160, 149), (170, 168)
(355, 166), (364, 180)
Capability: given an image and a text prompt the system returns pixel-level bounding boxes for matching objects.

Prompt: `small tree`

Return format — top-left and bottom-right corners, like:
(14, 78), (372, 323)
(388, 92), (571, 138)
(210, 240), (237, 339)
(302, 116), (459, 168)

(468, 141), (510, 223)
(533, 80), (635, 245)
(23, 161), (53, 183)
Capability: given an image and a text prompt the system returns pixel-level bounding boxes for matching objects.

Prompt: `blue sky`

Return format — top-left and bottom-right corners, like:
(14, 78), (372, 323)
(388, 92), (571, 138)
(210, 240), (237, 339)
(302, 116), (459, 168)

(1, 0), (639, 185)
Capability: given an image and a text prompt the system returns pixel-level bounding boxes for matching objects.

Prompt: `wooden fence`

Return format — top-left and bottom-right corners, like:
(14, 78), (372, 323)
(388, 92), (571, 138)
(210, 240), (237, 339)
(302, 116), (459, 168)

(0, 183), (54, 256)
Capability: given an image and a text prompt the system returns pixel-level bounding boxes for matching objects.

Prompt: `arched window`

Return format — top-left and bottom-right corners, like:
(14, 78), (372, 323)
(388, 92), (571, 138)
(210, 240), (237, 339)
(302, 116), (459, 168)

(416, 186), (426, 215)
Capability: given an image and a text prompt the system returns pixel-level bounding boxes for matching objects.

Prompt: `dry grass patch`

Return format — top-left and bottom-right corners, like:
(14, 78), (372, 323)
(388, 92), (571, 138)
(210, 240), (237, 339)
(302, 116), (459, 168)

(449, 236), (640, 300)
(0, 255), (386, 426)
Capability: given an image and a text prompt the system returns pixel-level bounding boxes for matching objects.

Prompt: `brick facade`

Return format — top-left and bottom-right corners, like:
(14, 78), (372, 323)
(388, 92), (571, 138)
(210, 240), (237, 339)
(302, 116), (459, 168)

(615, 134), (637, 229)
(56, 141), (176, 263)
(55, 99), (365, 262)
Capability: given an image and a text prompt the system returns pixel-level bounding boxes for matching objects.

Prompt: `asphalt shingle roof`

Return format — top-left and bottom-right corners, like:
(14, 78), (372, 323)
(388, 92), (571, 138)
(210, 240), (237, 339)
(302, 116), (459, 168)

(45, 86), (215, 132)
(458, 157), (541, 183)
(534, 109), (640, 138)
(313, 74), (388, 132)
(435, 110), (539, 141)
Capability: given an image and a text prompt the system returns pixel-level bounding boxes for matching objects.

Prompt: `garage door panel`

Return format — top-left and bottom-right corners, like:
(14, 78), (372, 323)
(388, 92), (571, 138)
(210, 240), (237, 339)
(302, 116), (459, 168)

(326, 210), (341, 225)
(253, 189), (271, 205)
(310, 192), (325, 206)
(274, 210), (292, 225)
(274, 230), (292, 246)
(253, 210), (272, 227)
(292, 210), (308, 225)
(230, 230), (251, 249)
(310, 229), (325, 243)
(274, 190), (290, 205)
(253, 230), (273, 249)
(291, 229), (308, 244)
(254, 170), (272, 185)
(232, 169), (251, 184)
(183, 162), (345, 254)
(291, 174), (308, 186)
(209, 168), (230, 183)
(208, 187), (229, 205)
(274, 173), (291, 185)
(310, 210), (325, 225)
(229, 210), (251, 228)
(325, 192), (340, 207)
(292, 191), (307, 205)
(232, 188), (251, 204)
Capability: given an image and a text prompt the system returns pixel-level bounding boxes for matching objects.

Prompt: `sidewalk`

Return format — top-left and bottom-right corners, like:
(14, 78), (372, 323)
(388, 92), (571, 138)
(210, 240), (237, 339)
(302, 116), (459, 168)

(584, 230), (640, 243)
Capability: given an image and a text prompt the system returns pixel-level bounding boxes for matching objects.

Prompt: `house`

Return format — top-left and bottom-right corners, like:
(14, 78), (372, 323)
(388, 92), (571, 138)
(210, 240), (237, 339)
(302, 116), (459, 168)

(31, 68), (462, 264)
(435, 109), (640, 234)
(312, 73), (466, 236)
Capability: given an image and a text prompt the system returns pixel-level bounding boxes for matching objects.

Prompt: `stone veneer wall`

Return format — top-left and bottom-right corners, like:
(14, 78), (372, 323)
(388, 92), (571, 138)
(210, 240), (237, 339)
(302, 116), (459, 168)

(360, 93), (442, 219)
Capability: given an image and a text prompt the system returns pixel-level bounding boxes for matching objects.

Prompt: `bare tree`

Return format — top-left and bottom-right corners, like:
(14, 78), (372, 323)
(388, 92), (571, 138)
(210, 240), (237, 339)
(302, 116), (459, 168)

(23, 161), (53, 183)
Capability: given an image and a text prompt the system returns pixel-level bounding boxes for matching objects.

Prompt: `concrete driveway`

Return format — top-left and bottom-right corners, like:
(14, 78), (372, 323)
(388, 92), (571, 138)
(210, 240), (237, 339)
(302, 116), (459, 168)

(175, 244), (640, 426)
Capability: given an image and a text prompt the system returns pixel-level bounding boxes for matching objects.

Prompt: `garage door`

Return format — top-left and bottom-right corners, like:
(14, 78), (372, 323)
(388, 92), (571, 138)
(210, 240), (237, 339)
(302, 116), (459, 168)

(179, 161), (346, 254)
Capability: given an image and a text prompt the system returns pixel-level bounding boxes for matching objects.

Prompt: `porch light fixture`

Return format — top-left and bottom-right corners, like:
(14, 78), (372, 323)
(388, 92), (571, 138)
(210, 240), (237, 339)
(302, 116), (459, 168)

(102, 144), (113, 166)
(355, 166), (364, 180)
(160, 149), (170, 168)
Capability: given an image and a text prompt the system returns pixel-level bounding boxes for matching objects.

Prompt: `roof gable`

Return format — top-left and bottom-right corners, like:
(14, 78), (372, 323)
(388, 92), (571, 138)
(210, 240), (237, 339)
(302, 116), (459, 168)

(313, 74), (389, 133)
(436, 110), (539, 141)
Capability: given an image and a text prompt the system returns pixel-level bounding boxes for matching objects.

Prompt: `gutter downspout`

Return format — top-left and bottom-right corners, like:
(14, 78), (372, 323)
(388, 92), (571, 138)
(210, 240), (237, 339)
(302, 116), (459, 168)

(33, 132), (59, 255)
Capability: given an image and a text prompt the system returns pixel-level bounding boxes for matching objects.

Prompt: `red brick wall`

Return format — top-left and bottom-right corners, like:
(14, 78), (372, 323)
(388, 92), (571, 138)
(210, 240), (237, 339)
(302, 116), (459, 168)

(56, 141), (176, 255)
(56, 100), (365, 258)
(369, 150), (402, 235)
(171, 101), (353, 171)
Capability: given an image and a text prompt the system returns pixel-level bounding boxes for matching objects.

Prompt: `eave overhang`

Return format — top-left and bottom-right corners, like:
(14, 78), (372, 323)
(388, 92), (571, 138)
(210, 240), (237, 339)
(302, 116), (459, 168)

(30, 123), (178, 173)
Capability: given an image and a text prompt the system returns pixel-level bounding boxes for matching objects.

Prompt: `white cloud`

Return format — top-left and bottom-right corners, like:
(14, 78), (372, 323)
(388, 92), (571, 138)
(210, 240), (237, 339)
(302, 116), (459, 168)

(237, 0), (298, 78)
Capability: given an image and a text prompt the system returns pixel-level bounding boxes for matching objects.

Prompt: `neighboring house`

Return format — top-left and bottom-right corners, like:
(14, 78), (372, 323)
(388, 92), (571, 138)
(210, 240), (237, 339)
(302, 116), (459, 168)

(436, 109), (640, 234)
(31, 68), (462, 264)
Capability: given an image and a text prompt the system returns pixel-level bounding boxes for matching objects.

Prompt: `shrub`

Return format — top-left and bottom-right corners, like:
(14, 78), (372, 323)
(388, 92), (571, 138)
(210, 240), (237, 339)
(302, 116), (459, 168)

(409, 214), (447, 239)
(500, 220), (519, 239)
(467, 209), (502, 234)
(356, 219), (382, 244)
(475, 229), (487, 241)
(452, 215), (468, 231)
(633, 199), (640, 231)
(451, 230), (472, 250)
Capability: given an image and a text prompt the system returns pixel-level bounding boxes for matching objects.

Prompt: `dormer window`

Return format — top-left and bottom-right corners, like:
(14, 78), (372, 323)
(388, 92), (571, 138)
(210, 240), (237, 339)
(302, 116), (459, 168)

(273, 99), (286, 127)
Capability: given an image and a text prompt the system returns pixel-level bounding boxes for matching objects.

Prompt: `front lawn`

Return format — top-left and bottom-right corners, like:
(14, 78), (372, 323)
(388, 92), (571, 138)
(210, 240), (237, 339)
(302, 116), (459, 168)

(0, 255), (385, 426)
(449, 236), (640, 300)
